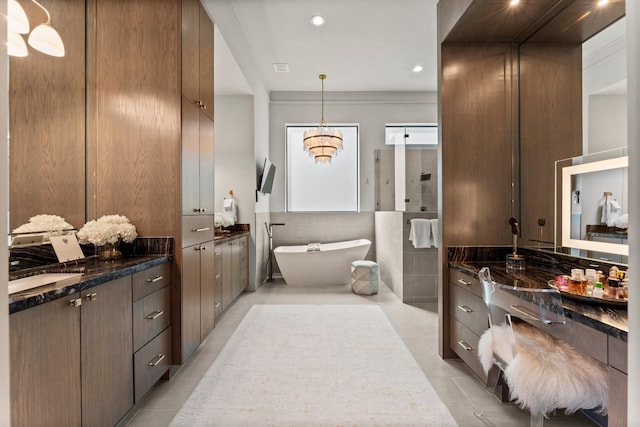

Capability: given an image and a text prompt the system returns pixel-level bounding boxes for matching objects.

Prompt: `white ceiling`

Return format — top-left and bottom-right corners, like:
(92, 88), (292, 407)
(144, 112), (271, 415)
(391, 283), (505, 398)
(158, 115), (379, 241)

(209, 0), (439, 95)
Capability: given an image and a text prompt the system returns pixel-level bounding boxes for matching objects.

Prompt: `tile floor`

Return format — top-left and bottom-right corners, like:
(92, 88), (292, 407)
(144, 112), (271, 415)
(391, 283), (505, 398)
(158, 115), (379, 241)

(121, 280), (597, 427)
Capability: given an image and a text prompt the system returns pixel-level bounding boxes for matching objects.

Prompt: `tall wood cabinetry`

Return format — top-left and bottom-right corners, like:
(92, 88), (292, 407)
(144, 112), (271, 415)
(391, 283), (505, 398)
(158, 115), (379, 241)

(89, 0), (216, 365)
(10, 276), (133, 427)
(179, 0), (216, 363)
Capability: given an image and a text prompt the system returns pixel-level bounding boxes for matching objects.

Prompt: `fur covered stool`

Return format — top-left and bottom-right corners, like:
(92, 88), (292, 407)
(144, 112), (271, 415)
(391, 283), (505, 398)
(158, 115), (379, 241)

(351, 260), (379, 295)
(477, 321), (608, 422)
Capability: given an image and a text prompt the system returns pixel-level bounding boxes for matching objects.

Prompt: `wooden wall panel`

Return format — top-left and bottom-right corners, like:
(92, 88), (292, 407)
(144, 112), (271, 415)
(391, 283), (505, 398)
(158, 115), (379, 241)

(92, 0), (181, 238)
(519, 44), (582, 247)
(9, 0), (86, 231)
(441, 44), (515, 248)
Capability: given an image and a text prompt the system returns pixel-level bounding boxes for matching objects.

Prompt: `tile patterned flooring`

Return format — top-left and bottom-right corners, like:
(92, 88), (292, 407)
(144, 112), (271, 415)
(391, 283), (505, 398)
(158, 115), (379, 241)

(121, 280), (596, 427)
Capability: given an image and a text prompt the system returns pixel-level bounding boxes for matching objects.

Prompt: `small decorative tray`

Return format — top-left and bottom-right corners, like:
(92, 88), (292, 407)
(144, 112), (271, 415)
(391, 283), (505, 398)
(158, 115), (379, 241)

(547, 280), (627, 308)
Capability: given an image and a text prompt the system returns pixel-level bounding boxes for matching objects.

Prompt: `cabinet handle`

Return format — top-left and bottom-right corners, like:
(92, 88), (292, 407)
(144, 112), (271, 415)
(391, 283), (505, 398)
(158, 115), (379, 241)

(193, 208), (207, 212)
(148, 354), (166, 367)
(201, 246), (207, 251)
(457, 278), (472, 286)
(457, 305), (473, 313)
(146, 275), (164, 283)
(86, 293), (97, 302)
(194, 247), (201, 251)
(69, 298), (82, 308)
(215, 274), (221, 279)
(214, 302), (221, 308)
(191, 227), (211, 232)
(457, 341), (473, 351)
(147, 310), (164, 320)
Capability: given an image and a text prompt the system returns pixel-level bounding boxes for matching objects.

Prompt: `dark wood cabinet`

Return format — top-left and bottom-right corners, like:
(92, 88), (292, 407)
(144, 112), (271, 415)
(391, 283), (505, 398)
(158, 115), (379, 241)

(200, 242), (217, 341)
(10, 294), (82, 427)
(81, 276), (133, 427)
(220, 234), (249, 314)
(10, 276), (133, 427)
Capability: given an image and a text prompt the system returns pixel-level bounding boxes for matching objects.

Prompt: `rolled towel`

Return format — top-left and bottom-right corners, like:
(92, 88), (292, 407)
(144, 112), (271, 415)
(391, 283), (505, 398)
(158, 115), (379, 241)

(409, 219), (433, 248)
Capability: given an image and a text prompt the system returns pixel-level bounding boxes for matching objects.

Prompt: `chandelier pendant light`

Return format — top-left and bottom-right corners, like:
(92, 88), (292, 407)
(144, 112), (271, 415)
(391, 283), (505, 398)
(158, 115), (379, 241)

(303, 74), (343, 164)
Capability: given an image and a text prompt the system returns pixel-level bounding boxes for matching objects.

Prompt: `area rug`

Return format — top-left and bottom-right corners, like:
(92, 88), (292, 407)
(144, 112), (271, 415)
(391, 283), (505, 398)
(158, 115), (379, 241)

(170, 305), (458, 426)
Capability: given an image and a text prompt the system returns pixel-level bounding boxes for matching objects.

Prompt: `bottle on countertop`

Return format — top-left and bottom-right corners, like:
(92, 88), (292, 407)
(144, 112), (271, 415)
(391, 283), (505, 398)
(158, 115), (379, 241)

(592, 282), (604, 298)
(585, 269), (597, 296)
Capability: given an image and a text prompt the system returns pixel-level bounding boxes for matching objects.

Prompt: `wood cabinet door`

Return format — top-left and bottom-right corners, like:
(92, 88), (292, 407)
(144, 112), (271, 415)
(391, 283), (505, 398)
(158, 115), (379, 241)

(200, 240), (216, 340)
(81, 276), (133, 427)
(198, 1), (214, 120)
(10, 295), (82, 427)
(181, 0), (199, 103)
(221, 241), (234, 310)
(182, 97), (201, 215)
(182, 245), (202, 361)
(199, 111), (215, 214)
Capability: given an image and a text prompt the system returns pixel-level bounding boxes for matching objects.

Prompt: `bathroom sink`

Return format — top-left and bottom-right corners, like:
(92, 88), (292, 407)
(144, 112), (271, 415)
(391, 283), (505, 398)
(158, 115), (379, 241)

(8, 273), (83, 295)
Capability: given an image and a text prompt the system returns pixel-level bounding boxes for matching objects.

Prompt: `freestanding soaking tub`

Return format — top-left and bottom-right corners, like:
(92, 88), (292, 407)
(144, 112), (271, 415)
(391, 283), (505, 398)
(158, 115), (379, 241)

(273, 239), (371, 286)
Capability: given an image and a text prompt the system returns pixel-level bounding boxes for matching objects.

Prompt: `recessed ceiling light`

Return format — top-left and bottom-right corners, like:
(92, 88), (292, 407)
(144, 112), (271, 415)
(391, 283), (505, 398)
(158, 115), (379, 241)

(510, 0), (519, 5)
(412, 65), (423, 73)
(597, 0), (608, 6)
(310, 15), (325, 26)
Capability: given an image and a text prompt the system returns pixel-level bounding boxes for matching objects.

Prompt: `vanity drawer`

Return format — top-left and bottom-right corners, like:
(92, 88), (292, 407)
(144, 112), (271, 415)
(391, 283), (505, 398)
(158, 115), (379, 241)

(182, 215), (215, 247)
(133, 287), (171, 352)
(132, 262), (170, 301)
(450, 268), (482, 297)
(450, 285), (488, 337)
(134, 326), (171, 403)
(608, 336), (627, 373)
(450, 317), (487, 383)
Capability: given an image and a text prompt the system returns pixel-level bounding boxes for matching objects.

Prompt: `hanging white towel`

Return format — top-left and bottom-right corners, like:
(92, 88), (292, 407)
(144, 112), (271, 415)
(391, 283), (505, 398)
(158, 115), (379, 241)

(601, 199), (622, 227)
(222, 197), (237, 226)
(429, 218), (439, 248)
(409, 219), (433, 248)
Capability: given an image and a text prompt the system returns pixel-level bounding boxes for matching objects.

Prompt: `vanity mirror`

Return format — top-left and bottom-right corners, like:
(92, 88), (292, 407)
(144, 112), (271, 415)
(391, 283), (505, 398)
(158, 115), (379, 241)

(8, 0), (86, 235)
(557, 148), (628, 264)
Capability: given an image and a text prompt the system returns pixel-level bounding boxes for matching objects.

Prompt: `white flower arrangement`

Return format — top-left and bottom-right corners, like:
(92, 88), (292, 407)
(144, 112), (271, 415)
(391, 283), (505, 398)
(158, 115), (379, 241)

(77, 215), (138, 247)
(12, 214), (75, 241)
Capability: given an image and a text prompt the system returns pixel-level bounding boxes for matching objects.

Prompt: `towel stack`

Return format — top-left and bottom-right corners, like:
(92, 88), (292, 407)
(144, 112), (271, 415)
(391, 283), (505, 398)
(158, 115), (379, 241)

(409, 218), (439, 249)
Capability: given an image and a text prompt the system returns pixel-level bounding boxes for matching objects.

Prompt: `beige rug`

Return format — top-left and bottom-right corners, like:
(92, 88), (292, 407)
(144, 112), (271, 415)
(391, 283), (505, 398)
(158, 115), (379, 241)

(170, 305), (458, 426)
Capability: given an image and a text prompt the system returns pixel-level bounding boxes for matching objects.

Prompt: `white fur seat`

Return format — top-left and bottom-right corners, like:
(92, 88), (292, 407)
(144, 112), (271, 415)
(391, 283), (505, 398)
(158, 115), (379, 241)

(476, 267), (608, 426)
(478, 322), (608, 417)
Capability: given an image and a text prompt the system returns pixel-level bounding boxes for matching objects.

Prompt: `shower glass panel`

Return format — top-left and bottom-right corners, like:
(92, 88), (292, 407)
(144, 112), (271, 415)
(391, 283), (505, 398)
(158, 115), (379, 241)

(376, 124), (438, 212)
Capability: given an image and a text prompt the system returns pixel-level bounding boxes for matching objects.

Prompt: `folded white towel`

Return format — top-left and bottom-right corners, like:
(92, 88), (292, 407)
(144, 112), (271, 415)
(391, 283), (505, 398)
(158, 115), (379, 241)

(613, 213), (628, 229)
(409, 219), (433, 248)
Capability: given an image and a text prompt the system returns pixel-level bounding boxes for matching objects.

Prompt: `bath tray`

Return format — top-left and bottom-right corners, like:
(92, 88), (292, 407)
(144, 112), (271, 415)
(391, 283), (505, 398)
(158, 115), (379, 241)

(547, 280), (627, 308)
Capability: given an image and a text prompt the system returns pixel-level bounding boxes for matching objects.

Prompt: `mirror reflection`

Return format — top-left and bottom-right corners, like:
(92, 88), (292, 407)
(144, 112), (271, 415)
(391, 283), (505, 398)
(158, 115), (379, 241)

(8, 0), (86, 235)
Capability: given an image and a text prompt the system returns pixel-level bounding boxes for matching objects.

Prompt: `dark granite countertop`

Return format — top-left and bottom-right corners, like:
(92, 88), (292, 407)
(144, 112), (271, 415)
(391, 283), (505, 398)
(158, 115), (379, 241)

(9, 255), (171, 314)
(448, 260), (628, 341)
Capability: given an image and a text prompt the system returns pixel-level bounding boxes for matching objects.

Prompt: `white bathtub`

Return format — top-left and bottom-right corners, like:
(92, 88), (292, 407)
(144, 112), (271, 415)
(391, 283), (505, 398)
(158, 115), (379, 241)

(273, 239), (372, 286)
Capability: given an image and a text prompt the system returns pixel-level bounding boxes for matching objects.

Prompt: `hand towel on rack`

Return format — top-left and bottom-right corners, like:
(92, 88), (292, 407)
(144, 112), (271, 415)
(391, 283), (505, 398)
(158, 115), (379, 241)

(601, 199), (622, 227)
(222, 197), (237, 226)
(409, 219), (433, 248)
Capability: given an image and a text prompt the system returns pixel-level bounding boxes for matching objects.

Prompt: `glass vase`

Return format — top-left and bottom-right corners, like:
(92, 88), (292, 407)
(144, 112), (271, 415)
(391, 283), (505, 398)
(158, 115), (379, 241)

(98, 240), (122, 261)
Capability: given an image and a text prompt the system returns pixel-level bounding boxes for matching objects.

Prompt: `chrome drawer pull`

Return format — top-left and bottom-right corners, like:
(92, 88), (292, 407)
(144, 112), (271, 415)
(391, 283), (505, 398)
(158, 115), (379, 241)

(69, 298), (82, 308)
(457, 278), (472, 286)
(86, 293), (97, 301)
(214, 302), (221, 308)
(147, 310), (164, 320)
(215, 274), (221, 279)
(146, 275), (164, 283)
(192, 208), (208, 212)
(457, 305), (473, 313)
(191, 227), (211, 232)
(457, 340), (473, 351)
(148, 354), (166, 367)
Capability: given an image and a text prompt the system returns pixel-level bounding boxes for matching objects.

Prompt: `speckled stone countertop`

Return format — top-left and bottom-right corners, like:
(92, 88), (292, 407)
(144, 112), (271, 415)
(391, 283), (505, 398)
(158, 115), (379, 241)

(9, 237), (173, 314)
(448, 246), (628, 341)
(214, 230), (249, 242)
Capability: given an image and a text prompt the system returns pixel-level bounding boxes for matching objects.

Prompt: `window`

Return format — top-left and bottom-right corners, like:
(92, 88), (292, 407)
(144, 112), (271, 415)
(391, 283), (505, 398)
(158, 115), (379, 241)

(285, 125), (359, 212)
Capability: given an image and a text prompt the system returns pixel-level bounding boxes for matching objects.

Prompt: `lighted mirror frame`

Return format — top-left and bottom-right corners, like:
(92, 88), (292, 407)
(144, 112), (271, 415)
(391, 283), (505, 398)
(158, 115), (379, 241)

(561, 156), (629, 256)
